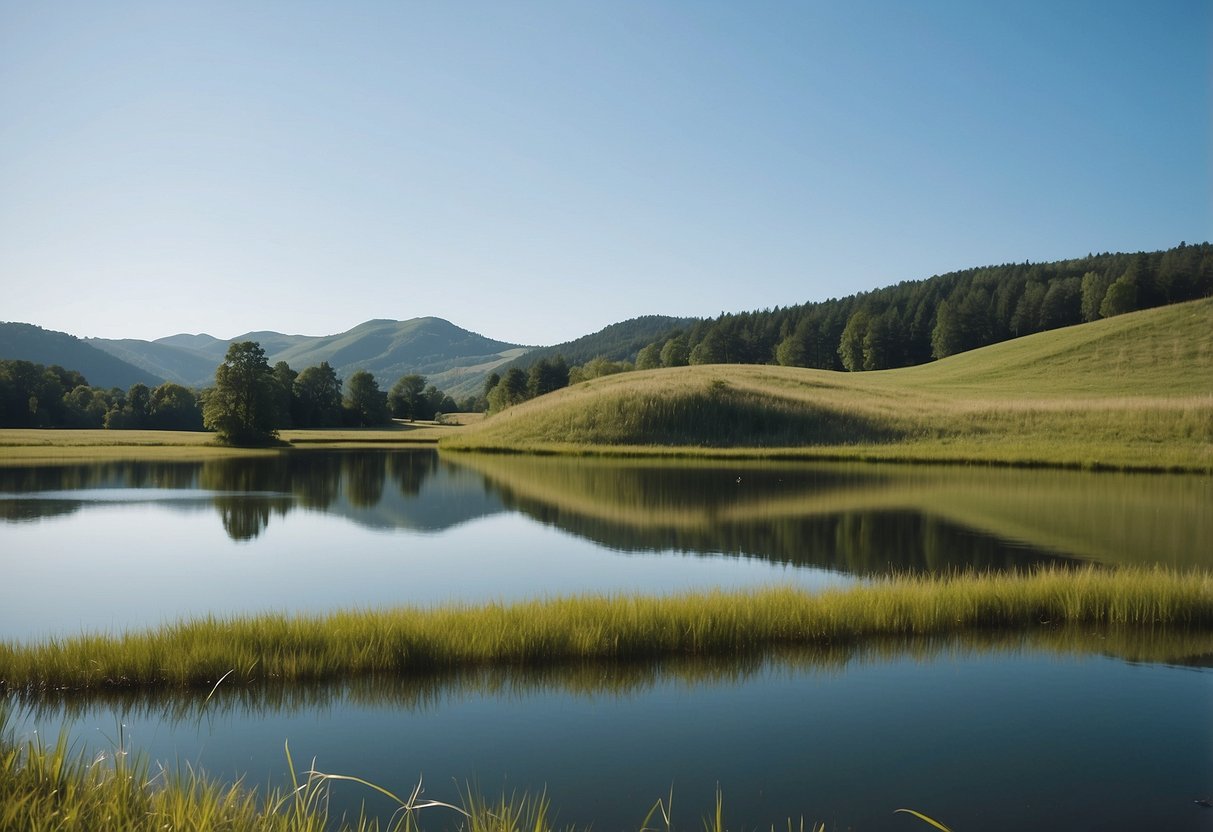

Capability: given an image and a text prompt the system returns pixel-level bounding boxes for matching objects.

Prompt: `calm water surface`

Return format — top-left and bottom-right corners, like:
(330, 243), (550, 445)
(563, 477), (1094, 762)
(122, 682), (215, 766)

(2, 451), (1211, 829)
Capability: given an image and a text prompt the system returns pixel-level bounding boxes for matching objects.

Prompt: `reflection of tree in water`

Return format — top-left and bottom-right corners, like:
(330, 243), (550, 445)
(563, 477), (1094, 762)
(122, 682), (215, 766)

(288, 454), (342, 510)
(343, 453), (386, 508)
(214, 497), (279, 542)
(389, 451), (437, 496)
(0, 461), (202, 496)
(1, 451), (447, 540)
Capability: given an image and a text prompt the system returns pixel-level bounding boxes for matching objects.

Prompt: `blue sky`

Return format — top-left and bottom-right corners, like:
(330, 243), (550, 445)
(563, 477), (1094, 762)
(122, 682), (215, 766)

(2, 1), (1209, 346)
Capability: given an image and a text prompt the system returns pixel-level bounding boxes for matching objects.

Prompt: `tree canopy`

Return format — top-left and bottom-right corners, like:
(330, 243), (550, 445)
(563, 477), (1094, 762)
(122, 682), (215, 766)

(202, 341), (282, 445)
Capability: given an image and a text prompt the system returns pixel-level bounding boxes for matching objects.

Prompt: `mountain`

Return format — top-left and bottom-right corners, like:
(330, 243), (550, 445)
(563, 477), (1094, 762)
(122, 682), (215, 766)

(87, 317), (529, 397)
(82, 338), (218, 387)
(0, 323), (160, 389)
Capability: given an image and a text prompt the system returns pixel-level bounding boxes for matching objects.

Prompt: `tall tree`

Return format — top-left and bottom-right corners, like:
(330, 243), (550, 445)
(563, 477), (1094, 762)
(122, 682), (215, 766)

(344, 370), (390, 426)
(388, 374), (427, 420)
(203, 341), (281, 445)
(293, 362), (343, 427)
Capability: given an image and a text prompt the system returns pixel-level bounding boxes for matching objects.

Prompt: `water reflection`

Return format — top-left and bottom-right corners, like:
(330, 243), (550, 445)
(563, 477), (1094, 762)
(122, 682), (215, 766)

(7, 632), (1212, 832)
(1, 451), (1210, 569)
(13, 626), (1213, 724)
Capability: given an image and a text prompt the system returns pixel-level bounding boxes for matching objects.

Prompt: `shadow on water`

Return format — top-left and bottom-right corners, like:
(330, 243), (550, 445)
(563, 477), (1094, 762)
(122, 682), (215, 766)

(1, 450), (1210, 570)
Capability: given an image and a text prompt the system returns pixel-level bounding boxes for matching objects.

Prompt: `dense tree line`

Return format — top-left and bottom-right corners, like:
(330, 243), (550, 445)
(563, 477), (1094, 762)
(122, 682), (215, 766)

(1, 344), (462, 443)
(650, 242), (1213, 373)
(0, 359), (203, 429)
(481, 243), (1211, 413)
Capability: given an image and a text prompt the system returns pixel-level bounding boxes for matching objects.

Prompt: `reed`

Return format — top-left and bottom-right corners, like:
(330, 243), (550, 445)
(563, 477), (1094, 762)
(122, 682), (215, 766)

(0, 707), (935, 832)
(2, 568), (1209, 696)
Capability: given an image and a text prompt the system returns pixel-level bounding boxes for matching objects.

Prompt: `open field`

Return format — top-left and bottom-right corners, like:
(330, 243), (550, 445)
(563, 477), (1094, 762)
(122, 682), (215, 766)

(444, 299), (1213, 471)
(0, 423), (460, 465)
(2, 567), (1208, 694)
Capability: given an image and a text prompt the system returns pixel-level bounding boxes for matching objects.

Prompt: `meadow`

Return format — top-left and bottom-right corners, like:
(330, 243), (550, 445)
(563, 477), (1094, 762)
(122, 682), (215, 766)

(444, 299), (1213, 471)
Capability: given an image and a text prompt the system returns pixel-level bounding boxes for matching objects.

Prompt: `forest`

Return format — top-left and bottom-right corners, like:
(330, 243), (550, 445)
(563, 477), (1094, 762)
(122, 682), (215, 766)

(485, 242), (1212, 411)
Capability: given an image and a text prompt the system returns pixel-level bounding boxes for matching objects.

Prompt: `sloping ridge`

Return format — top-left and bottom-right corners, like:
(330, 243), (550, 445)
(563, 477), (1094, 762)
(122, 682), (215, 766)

(89, 317), (530, 392)
(0, 322), (160, 389)
(449, 298), (1213, 450)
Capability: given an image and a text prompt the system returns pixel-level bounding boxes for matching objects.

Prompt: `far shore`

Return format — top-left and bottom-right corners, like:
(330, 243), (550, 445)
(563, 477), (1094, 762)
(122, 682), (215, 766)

(1, 424), (1210, 473)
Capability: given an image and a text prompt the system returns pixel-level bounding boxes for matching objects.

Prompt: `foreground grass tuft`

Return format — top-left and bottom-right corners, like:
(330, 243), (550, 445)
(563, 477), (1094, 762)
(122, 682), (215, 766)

(2, 568), (1209, 695)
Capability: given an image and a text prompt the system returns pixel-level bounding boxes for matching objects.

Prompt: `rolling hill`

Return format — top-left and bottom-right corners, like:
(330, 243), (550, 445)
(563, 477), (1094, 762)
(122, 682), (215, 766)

(443, 298), (1213, 471)
(0, 323), (160, 389)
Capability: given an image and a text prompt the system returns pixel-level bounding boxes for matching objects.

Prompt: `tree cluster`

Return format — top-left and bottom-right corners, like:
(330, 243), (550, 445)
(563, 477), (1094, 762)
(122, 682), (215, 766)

(202, 341), (462, 444)
(0, 359), (203, 430)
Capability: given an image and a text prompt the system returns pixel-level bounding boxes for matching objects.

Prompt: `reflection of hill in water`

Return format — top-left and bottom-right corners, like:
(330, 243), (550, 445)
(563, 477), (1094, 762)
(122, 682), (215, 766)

(4, 453), (1210, 571)
(450, 454), (1213, 571)
(0, 453), (504, 540)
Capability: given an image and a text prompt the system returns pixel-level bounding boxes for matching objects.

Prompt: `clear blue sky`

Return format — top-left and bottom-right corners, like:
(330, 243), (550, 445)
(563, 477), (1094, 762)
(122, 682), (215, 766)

(2, 1), (1209, 346)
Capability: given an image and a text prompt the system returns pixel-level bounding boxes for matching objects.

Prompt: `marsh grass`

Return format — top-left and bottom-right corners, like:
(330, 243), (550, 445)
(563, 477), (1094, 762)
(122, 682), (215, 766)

(0, 707), (935, 832)
(2, 568), (1209, 695)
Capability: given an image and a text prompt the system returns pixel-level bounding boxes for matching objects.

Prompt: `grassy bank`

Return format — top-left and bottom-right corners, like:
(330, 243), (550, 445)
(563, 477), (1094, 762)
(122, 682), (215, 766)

(443, 299), (1213, 471)
(2, 568), (1209, 695)
(0, 424), (460, 465)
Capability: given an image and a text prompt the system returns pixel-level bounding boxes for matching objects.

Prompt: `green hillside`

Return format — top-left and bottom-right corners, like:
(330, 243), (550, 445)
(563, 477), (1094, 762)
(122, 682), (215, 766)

(84, 337), (217, 386)
(0, 323), (160, 389)
(500, 314), (699, 371)
(443, 298), (1213, 471)
(87, 317), (528, 393)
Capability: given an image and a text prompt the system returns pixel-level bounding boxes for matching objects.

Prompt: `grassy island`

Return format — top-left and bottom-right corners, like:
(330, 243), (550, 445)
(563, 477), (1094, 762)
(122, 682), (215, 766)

(2, 567), (1208, 695)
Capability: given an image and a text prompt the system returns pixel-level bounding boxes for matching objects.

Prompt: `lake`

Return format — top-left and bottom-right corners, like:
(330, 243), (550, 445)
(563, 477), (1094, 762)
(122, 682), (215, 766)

(2, 450), (1211, 829)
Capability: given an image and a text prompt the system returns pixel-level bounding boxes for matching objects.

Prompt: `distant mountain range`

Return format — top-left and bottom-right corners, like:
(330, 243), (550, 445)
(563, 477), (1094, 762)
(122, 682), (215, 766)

(0, 314), (698, 399)
(0, 317), (527, 396)
(0, 323), (162, 390)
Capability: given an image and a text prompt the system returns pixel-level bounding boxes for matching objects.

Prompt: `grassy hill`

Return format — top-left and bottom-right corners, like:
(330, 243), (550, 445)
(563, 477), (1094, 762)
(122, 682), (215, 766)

(0, 323), (160, 389)
(443, 298), (1213, 471)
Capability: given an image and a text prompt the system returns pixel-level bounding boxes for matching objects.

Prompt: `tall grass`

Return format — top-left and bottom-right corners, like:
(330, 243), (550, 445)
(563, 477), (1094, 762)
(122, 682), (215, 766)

(2, 568), (1209, 695)
(0, 707), (943, 832)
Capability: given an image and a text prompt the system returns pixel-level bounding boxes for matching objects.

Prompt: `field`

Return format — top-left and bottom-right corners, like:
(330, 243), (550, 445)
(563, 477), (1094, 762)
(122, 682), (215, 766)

(0, 424), (455, 465)
(444, 299), (1213, 471)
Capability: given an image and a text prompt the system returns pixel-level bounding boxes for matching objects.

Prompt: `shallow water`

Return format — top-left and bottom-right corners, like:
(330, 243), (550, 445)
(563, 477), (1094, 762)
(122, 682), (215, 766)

(9, 642), (1212, 832)
(1, 450), (1209, 641)
(3, 450), (1211, 829)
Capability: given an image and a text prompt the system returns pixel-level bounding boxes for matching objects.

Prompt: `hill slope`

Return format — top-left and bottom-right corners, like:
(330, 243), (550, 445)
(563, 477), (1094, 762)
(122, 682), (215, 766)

(0, 323), (161, 389)
(444, 298), (1213, 471)
(500, 315), (699, 372)
(88, 317), (529, 394)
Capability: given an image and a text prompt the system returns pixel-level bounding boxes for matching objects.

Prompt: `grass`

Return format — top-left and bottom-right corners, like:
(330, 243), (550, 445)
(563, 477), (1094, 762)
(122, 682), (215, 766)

(0, 705), (475, 832)
(1, 707), (958, 832)
(2, 567), (1209, 695)
(442, 299), (1213, 471)
(0, 422), (466, 465)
